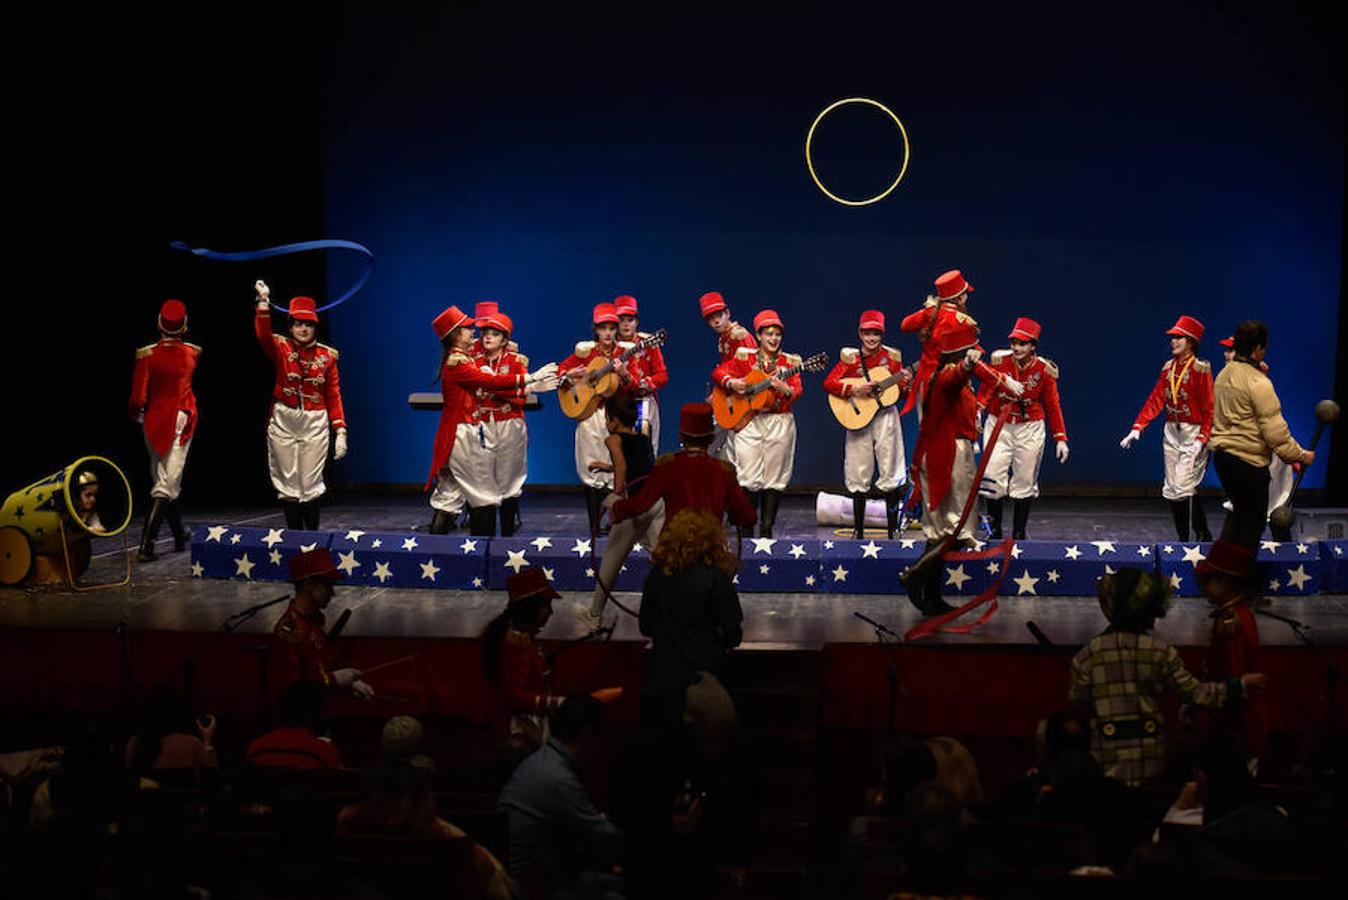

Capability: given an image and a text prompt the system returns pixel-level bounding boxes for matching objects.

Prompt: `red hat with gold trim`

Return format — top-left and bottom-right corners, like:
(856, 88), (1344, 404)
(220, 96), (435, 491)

(1219, 336), (1234, 349)
(1009, 317), (1041, 342)
(679, 402), (716, 438)
(474, 301), (500, 321)
(614, 295), (639, 317)
(1196, 539), (1255, 581)
(289, 547), (344, 584)
(433, 304), (473, 340)
(753, 309), (784, 332)
(506, 567), (561, 606)
(858, 310), (885, 332)
(593, 303), (619, 326)
(159, 299), (187, 335)
(288, 296), (319, 323)
(1166, 315), (1204, 342)
(478, 305), (512, 335)
(936, 321), (980, 354)
(699, 292), (727, 318)
(934, 270), (974, 301)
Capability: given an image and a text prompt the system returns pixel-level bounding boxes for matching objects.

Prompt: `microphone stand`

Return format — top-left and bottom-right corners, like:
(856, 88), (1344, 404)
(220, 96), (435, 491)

(546, 624), (616, 665)
(855, 612), (904, 735)
(219, 594), (291, 634)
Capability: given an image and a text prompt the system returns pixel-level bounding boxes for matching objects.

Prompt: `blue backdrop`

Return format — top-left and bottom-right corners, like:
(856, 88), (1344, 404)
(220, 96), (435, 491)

(320, 5), (1341, 489)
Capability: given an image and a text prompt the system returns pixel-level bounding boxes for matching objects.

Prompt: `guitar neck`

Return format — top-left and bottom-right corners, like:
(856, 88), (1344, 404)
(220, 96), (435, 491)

(870, 366), (912, 391)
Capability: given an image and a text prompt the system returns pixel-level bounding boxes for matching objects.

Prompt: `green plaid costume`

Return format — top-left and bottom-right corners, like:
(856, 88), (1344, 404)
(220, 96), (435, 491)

(1070, 629), (1240, 785)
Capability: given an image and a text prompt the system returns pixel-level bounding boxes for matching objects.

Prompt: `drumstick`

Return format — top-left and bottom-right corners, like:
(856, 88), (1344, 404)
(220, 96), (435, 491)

(370, 693), (410, 703)
(359, 655), (418, 676)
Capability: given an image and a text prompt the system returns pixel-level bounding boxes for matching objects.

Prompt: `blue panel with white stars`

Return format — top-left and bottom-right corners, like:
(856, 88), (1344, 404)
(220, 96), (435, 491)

(817, 538), (925, 595)
(1156, 542), (1215, 596)
(735, 538), (822, 593)
(1321, 540), (1348, 593)
(1001, 540), (1158, 598)
(325, 529), (488, 590)
(487, 535), (629, 592)
(1158, 540), (1322, 597)
(190, 525), (332, 582)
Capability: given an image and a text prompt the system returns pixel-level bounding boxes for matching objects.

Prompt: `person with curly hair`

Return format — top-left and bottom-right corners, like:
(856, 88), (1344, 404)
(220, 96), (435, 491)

(640, 509), (744, 705)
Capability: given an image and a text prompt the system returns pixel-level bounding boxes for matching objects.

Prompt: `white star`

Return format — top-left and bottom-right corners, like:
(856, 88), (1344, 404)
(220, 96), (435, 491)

(233, 554), (255, 579)
(946, 565), (970, 589)
(543, 567), (556, 581)
(1336, 546), (1344, 556)
(831, 564), (849, 582)
(336, 551), (361, 575)
(859, 541), (882, 559)
(1012, 570), (1039, 595)
(190, 561), (203, 578)
(1260, 540), (1281, 552)
(530, 536), (553, 551)
(1046, 569), (1061, 583)
(620, 564), (628, 573)
(1163, 545), (1175, 555)
(1090, 541), (1116, 555)
(1064, 545), (1082, 560)
(300, 542), (318, 553)
(504, 550), (529, 573)
(420, 559), (440, 581)
(1168, 573), (1183, 591)
(986, 560), (1000, 574)
(262, 528), (285, 548)
(1137, 545), (1151, 557)
(824, 540), (835, 550)
(585, 567), (595, 577)
(900, 538), (917, 549)
(571, 538), (592, 557)
(205, 525), (228, 543)
(1285, 565), (1312, 591)
(1269, 579), (1281, 591)
(472, 577), (483, 588)
(460, 539), (478, 554)
(789, 543), (806, 559)
(733, 574), (739, 585)
(269, 549), (283, 566)
(373, 561), (393, 583)
(759, 564), (771, 575)
(402, 537), (419, 551)
(970, 538), (986, 551)
(1105, 565), (1117, 575)
(1181, 545), (1206, 566)
(344, 530), (365, 543)
(1296, 543), (1309, 555)
(371, 539), (383, 548)
(751, 537), (778, 555)
(805, 575), (816, 586)
(229, 533), (242, 545)
(1010, 544), (1023, 559)
(632, 542), (644, 553)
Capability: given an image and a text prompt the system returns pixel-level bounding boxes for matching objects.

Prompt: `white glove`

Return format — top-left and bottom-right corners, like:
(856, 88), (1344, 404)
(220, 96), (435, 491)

(350, 679), (375, 700)
(1056, 441), (1070, 463)
(526, 362), (558, 384)
(255, 279), (270, 304)
(963, 348), (983, 368)
(330, 667), (361, 687)
(1001, 376), (1024, 397)
(1120, 429), (1141, 449)
(601, 492), (618, 510)
(333, 429), (348, 460)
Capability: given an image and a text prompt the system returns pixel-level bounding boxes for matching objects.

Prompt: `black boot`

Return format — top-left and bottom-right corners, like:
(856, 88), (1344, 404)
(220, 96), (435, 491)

(137, 498), (165, 562)
(283, 500), (303, 530)
(471, 506), (497, 537)
(583, 488), (603, 535)
(429, 510), (455, 535)
(925, 550), (956, 615)
(1011, 498), (1033, 541)
(885, 489), (904, 540)
(851, 493), (868, 540)
(985, 498), (1004, 540)
(740, 491), (759, 539)
(500, 498), (520, 537)
(165, 500), (189, 551)
(760, 490), (781, 538)
(1190, 495), (1213, 543)
(1168, 500), (1190, 542)
(301, 501), (320, 531)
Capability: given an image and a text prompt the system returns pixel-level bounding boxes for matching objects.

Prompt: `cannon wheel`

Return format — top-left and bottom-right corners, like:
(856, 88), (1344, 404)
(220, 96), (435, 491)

(0, 526), (33, 585)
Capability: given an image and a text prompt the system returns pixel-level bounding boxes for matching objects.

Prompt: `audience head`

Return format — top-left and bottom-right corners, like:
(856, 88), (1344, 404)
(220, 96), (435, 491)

(1097, 567), (1170, 632)
(278, 680), (328, 730)
(347, 762), (439, 835)
(550, 694), (606, 763)
(879, 736), (937, 816)
(925, 737), (983, 806)
(650, 508), (736, 576)
(381, 715), (430, 769)
(605, 392), (640, 430)
(683, 671), (738, 761)
(677, 402), (716, 448)
(1040, 707), (1091, 764)
(901, 781), (966, 894)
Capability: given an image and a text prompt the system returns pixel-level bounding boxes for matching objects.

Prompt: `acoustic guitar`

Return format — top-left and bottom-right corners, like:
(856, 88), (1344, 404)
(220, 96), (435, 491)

(828, 363), (916, 430)
(559, 329), (668, 420)
(711, 352), (829, 430)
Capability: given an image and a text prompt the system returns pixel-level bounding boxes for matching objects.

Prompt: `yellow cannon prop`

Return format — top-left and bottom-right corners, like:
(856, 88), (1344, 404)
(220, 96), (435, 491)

(0, 455), (134, 589)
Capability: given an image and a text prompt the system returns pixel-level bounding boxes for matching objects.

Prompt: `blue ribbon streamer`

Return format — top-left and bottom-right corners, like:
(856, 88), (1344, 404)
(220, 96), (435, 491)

(170, 239), (374, 313)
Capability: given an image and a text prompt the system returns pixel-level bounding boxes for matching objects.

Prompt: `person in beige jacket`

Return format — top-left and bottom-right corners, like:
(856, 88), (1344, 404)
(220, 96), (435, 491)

(1209, 320), (1314, 550)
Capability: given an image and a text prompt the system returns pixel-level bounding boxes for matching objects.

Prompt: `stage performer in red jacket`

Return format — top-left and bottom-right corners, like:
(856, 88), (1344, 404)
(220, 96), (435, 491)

(466, 305), (533, 537)
(700, 291), (757, 464)
(1195, 539), (1267, 768)
(273, 548), (372, 698)
(615, 295), (668, 453)
(128, 299), (200, 561)
(900, 270), (994, 416)
(480, 568), (564, 746)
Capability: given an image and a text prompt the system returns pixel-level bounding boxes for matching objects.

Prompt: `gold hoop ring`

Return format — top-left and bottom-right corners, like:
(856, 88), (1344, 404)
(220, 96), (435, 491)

(805, 97), (910, 207)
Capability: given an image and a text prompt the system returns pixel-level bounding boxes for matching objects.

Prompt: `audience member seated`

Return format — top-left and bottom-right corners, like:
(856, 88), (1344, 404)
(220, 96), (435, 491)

(614, 671), (759, 899)
(337, 761), (513, 900)
(845, 737), (937, 885)
(125, 684), (218, 772)
(926, 737), (983, 812)
(246, 680), (343, 770)
(1002, 708), (1092, 816)
(498, 694), (623, 898)
(897, 781), (968, 898)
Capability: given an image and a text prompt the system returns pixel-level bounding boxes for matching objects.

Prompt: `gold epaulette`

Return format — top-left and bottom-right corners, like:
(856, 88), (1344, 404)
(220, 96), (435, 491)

(574, 341), (596, 359)
(515, 352), (529, 368)
(185, 342), (203, 355)
(617, 340), (636, 351)
(1194, 358), (1211, 373)
(446, 351), (473, 367)
(135, 344), (156, 359)
(730, 324), (748, 340)
(655, 451), (677, 466)
(717, 458), (736, 472)
(316, 342), (339, 359)
(507, 340), (520, 352)
(883, 345), (902, 363)
(734, 346), (756, 360)
(839, 347), (859, 364)
(274, 616), (302, 644)
(1040, 356), (1060, 378)
(990, 348), (1013, 363)
(783, 352), (802, 367)
(503, 627), (533, 647)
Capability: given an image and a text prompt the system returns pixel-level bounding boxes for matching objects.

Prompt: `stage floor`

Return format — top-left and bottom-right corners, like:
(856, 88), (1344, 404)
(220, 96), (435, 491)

(3, 495), (1344, 649)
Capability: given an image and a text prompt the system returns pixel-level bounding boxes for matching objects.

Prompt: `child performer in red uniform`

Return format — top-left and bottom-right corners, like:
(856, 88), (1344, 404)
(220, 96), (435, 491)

(700, 291), (757, 463)
(615, 295), (668, 453)
(560, 303), (626, 533)
(468, 306), (532, 536)
(1195, 539), (1267, 770)
(480, 568), (563, 745)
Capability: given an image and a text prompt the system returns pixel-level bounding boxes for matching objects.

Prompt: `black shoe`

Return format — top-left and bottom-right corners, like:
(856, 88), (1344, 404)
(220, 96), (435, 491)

(740, 490), (760, 539)
(985, 498), (1004, 540)
(300, 501), (320, 531)
(1168, 500), (1191, 542)
(283, 500), (303, 530)
(884, 489), (904, 540)
(1011, 498), (1032, 541)
(137, 498), (165, 562)
(851, 492), (868, 540)
(500, 498), (520, 537)
(1190, 495), (1212, 543)
(470, 506), (498, 537)
(164, 500), (189, 551)
(583, 488), (603, 535)
(922, 543), (956, 615)
(759, 490), (780, 538)
(429, 510), (454, 535)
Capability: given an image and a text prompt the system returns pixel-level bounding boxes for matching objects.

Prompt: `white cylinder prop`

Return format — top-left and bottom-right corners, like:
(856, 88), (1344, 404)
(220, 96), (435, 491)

(815, 491), (889, 527)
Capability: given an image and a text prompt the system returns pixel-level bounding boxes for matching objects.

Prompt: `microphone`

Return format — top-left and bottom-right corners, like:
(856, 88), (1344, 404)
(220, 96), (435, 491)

(327, 609), (353, 641)
(1026, 620), (1052, 647)
(854, 611), (901, 639)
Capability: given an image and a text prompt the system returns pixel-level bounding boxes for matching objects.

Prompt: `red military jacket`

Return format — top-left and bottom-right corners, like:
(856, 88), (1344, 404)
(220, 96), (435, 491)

(426, 351), (530, 487)
(823, 345), (907, 399)
(254, 304), (347, 429)
(1206, 598), (1267, 759)
(129, 338), (201, 456)
(560, 339), (622, 380)
(899, 302), (975, 414)
(977, 351), (1069, 441)
(625, 332), (669, 397)
(472, 348), (530, 423)
(612, 448), (757, 530)
(716, 322), (757, 362)
(497, 628), (552, 717)
(910, 361), (982, 511)
(711, 347), (805, 415)
(1131, 354), (1213, 441)
(274, 602), (330, 684)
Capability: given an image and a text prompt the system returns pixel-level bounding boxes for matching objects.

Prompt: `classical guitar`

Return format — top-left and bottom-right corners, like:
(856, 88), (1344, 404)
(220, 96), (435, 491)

(711, 351), (829, 430)
(559, 329), (668, 420)
(828, 362), (917, 430)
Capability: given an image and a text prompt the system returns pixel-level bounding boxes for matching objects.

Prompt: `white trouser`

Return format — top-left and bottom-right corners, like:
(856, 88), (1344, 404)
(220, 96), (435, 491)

(575, 408), (613, 490)
(429, 470), (465, 514)
(589, 499), (665, 617)
(1267, 457), (1294, 515)
(711, 426), (736, 466)
(638, 396), (661, 456)
(449, 422), (503, 508)
(731, 412), (797, 491)
(147, 410), (192, 500)
(844, 406), (907, 494)
(979, 419), (1046, 501)
(1161, 421), (1208, 501)
(267, 406), (329, 503)
(919, 438), (976, 542)
(486, 417), (529, 500)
